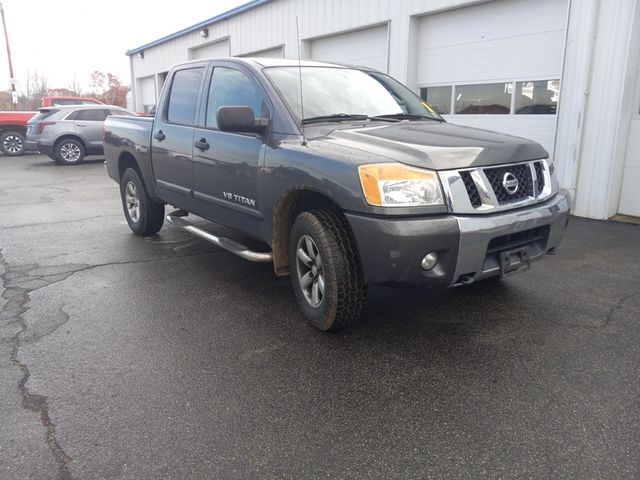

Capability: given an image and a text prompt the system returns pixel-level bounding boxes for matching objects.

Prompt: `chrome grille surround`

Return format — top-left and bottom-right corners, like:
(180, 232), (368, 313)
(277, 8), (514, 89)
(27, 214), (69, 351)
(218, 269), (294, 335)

(438, 159), (556, 214)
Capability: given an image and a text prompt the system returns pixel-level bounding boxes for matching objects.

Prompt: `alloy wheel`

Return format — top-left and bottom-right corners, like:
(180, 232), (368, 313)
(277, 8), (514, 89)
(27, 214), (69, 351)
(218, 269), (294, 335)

(295, 235), (325, 308)
(125, 181), (140, 223)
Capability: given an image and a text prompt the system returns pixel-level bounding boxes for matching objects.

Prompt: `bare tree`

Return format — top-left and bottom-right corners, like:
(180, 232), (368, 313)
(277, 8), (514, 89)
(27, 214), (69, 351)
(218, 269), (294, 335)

(69, 75), (82, 96)
(21, 70), (48, 109)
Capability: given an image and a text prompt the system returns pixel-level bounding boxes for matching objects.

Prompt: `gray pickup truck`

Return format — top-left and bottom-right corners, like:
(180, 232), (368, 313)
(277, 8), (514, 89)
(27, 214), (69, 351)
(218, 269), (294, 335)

(104, 58), (570, 331)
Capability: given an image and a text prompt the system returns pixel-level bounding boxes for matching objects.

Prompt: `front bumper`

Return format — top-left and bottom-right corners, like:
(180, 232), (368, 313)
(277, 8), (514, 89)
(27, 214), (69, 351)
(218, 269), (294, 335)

(345, 190), (571, 286)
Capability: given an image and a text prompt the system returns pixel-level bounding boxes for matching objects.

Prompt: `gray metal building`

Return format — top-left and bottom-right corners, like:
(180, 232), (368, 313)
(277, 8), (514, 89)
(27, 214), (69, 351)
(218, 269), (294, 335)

(126, 0), (640, 220)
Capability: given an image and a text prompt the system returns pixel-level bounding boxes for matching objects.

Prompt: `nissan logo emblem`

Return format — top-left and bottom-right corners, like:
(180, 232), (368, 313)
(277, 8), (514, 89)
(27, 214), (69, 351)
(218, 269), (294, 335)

(502, 172), (519, 194)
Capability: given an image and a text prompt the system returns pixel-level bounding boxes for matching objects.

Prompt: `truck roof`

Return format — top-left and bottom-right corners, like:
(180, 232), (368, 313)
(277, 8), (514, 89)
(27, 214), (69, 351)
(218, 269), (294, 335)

(172, 57), (349, 69)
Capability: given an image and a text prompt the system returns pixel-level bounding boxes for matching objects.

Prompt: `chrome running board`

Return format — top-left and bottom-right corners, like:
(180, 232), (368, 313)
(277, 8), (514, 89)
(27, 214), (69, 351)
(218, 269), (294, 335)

(166, 210), (273, 263)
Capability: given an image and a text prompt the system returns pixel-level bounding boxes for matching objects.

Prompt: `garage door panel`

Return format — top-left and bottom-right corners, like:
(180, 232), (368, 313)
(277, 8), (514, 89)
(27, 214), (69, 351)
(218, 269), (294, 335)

(138, 76), (156, 111)
(618, 119), (640, 216)
(238, 46), (284, 58)
(310, 24), (388, 72)
(189, 39), (230, 60)
(418, 0), (566, 51)
(418, 29), (565, 85)
(417, 0), (565, 85)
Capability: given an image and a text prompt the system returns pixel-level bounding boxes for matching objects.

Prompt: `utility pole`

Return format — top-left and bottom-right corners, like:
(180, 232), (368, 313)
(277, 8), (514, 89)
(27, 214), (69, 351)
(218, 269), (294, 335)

(0, 2), (17, 110)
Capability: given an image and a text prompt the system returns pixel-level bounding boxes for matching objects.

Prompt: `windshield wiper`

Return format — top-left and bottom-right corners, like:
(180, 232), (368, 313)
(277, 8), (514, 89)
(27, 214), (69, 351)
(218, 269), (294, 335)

(372, 113), (445, 122)
(301, 113), (398, 125)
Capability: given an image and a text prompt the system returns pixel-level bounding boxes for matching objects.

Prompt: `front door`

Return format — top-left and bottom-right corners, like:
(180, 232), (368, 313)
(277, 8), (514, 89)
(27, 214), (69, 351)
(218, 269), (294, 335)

(192, 65), (269, 234)
(151, 65), (206, 207)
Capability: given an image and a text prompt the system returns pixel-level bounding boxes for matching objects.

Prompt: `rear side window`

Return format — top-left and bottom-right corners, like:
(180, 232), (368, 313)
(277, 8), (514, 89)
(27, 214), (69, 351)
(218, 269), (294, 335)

(30, 109), (59, 122)
(205, 67), (266, 128)
(167, 68), (204, 125)
(69, 109), (109, 121)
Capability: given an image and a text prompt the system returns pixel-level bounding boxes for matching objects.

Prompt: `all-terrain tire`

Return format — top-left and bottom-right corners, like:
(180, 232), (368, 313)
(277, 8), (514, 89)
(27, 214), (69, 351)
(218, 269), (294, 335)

(289, 209), (366, 331)
(120, 168), (165, 236)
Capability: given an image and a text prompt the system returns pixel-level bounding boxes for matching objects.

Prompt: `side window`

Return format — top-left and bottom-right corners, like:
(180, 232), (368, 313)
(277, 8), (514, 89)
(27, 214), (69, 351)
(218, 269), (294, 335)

(75, 109), (109, 121)
(65, 110), (80, 120)
(167, 67), (204, 125)
(206, 67), (266, 128)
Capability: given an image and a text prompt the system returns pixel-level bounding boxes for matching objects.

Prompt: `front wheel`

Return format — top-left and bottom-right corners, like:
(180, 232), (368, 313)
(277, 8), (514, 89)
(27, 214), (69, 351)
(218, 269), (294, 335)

(120, 168), (164, 236)
(0, 131), (26, 156)
(289, 209), (366, 331)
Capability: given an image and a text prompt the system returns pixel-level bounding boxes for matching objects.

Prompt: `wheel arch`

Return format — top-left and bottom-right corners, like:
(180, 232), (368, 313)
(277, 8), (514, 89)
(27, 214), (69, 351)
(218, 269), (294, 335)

(117, 151), (141, 180)
(272, 187), (348, 276)
(53, 134), (86, 152)
(0, 125), (27, 136)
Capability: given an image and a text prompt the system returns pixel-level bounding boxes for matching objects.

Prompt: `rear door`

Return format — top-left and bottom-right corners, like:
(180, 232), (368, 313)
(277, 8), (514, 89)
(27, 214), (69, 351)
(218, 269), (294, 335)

(72, 108), (109, 150)
(151, 65), (207, 206)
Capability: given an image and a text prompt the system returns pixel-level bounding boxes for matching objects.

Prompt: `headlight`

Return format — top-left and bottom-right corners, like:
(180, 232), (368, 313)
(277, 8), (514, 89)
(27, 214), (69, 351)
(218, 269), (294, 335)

(358, 163), (444, 207)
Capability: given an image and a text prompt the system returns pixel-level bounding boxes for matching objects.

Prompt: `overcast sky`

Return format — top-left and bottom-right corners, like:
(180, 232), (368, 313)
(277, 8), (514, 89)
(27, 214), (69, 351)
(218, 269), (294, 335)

(0, 0), (247, 93)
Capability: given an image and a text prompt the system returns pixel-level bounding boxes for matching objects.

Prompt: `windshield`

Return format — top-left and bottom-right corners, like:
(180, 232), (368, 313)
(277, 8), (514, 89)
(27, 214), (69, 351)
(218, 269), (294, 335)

(264, 66), (442, 124)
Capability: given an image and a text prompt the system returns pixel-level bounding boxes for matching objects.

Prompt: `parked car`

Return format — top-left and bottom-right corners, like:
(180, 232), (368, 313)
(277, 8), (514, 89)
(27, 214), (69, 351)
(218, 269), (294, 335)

(27, 105), (135, 164)
(41, 96), (104, 107)
(0, 111), (36, 156)
(0, 98), (105, 157)
(104, 58), (571, 331)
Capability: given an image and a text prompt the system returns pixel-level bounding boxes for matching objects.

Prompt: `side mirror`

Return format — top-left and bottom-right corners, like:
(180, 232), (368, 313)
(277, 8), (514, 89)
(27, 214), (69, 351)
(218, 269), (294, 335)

(217, 106), (268, 134)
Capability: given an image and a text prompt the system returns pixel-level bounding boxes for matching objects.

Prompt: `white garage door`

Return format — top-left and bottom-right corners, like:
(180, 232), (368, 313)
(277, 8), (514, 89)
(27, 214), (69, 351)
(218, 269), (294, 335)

(417, 0), (567, 154)
(238, 45), (284, 58)
(618, 71), (640, 216)
(189, 39), (230, 60)
(137, 76), (156, 113)
(310, 24), (388, 72)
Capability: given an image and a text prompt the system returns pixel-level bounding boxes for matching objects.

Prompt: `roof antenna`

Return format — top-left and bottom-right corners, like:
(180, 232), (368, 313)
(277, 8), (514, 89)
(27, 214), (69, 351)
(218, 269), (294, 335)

(295, 16), (307, 146)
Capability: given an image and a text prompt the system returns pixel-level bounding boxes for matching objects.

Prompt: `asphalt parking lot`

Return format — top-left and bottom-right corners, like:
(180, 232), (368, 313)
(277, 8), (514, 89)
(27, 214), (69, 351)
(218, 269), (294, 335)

(1, 153), (639, 480)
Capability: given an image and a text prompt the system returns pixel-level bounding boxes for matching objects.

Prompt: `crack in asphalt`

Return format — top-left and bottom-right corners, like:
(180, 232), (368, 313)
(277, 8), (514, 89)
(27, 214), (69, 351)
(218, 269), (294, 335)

(0, 247), (217, 479)
(602, 290), (640, 328)
(0, 251), (74, 480)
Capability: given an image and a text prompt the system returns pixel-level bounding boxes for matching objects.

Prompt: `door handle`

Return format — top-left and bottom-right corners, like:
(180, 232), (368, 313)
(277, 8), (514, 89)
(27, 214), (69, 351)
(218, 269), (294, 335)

(194, 138), (210, 151)
(153, 130), (166, 141)
(75, 123), (87, 127)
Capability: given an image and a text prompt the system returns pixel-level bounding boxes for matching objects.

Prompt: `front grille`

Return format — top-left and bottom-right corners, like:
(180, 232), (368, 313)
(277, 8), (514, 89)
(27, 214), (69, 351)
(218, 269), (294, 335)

(484, 164), (534, 204)
(439, 159), (552, 213)
(534, 161), (545, 195)
(460, 171), (481, 207)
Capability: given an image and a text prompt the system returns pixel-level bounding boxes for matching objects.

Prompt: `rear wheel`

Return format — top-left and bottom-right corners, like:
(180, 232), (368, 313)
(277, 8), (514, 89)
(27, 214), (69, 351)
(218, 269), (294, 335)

(54, 138), (85, 164)
(289, 209), (366, 331)
(120, 168), (164, 236)
(0, 131), (26, 156)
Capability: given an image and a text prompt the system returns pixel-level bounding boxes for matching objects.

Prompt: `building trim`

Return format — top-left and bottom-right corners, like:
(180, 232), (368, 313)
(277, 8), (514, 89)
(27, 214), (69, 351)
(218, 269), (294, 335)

(126, 0), (271, 56)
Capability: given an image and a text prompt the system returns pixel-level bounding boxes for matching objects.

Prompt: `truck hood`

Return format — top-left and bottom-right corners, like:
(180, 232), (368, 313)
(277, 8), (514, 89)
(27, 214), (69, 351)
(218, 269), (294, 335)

(314, 121), (548, 170)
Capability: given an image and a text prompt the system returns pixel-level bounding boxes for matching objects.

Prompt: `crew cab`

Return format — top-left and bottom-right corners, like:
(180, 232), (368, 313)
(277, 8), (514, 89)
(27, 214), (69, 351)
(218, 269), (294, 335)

(104, 58), (571, 331)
